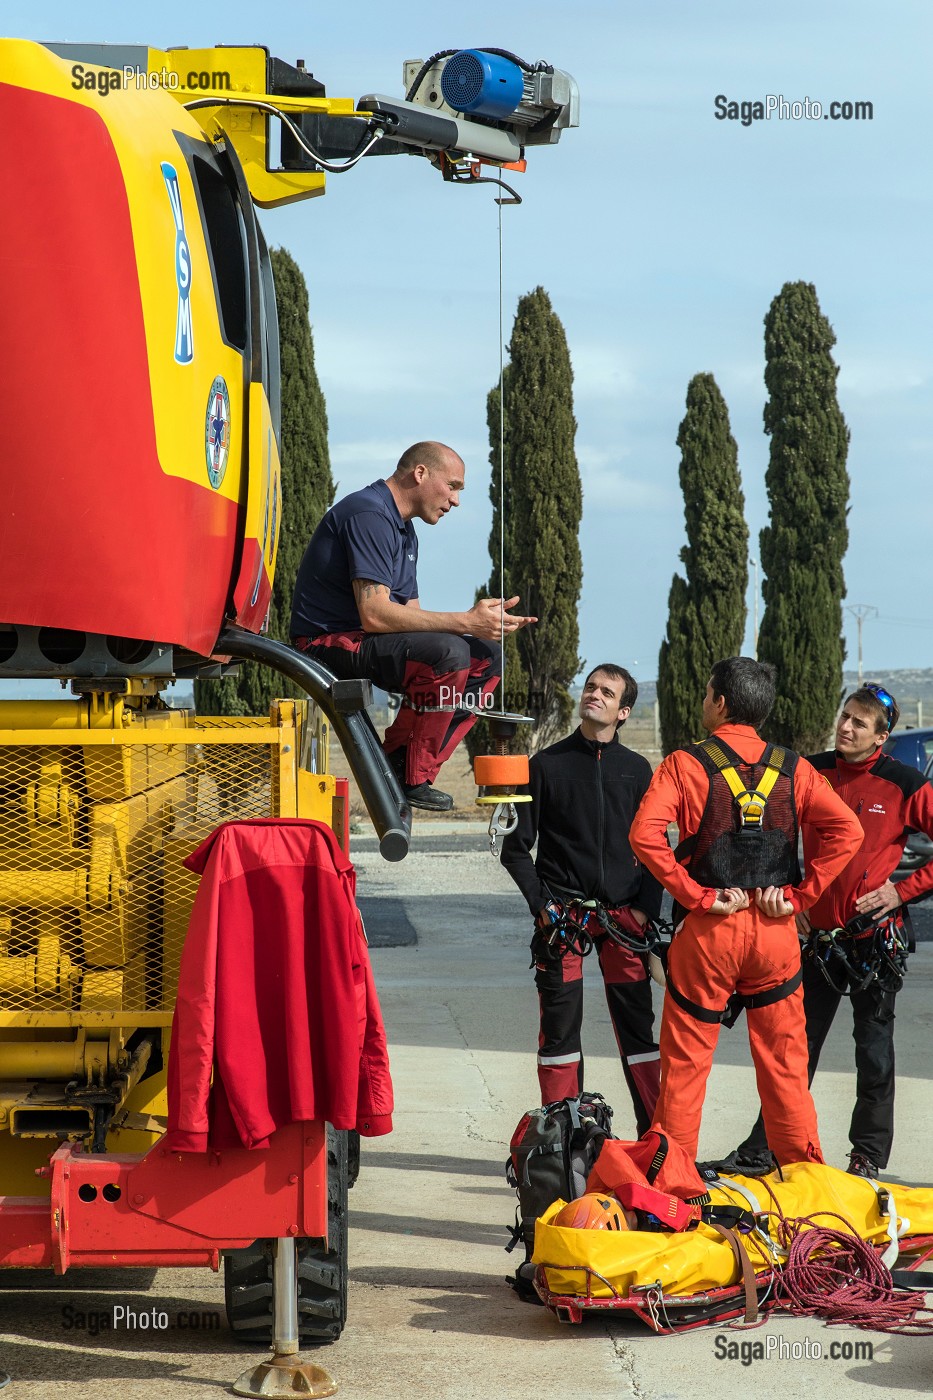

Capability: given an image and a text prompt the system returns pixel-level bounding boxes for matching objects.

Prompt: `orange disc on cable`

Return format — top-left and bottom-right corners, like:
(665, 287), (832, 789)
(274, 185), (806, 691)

(473, 754), (529, 787)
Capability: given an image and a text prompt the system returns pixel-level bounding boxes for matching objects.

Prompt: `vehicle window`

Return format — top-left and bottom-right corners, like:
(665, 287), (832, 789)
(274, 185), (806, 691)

(257, 224), (281, 444)
(191, 155), (248, 352)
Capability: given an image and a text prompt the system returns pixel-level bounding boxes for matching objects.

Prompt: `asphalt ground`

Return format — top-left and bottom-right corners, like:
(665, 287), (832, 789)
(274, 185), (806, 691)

(0, 821), (930, 1398)
(356, 828), (933, 946)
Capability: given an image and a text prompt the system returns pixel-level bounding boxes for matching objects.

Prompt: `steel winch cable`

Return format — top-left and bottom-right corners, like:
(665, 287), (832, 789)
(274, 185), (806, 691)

(461, 168), (521, 661)
(441, 165), (520, 686)
(498, 195), (506, 662)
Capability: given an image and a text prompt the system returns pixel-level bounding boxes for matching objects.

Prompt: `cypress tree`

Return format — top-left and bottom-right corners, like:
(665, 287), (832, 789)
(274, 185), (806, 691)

(468, 287), (582, 756)
(657, 374), (748, 753)
(757, 282), (850, 751)
(195, 248), (334, 714)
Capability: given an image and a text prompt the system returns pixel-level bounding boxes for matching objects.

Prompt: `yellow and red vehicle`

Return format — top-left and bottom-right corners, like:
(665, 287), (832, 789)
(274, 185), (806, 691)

(0, 37), (577, 1345)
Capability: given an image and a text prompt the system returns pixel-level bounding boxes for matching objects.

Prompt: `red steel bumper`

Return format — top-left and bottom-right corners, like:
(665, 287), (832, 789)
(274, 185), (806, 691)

(0, 1119), (327, 1271)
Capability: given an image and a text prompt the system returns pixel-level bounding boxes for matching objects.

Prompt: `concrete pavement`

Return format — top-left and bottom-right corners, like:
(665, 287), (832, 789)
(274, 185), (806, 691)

(0, 821), (931, 1397)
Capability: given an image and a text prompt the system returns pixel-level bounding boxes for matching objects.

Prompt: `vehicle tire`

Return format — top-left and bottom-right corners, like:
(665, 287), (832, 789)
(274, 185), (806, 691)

(224, 1124), (348, 1345)
(347, 1128), (361, 1188)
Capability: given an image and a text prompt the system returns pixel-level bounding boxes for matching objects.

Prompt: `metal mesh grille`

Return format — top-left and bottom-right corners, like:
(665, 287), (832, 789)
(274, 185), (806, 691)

(440, 51), (486, 108)
(0, 732), (280, 1020)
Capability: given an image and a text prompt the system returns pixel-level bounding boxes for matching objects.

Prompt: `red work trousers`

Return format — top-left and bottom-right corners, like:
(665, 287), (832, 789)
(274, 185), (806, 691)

(654, 905), (823, 1166)
(300, 631), (501, 784)
(534, 918), (660, 1135)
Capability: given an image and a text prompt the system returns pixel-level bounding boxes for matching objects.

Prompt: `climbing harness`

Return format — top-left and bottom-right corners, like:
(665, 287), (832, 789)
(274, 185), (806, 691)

(529, 899), (595, 967)
(703, 736), (787, 827)
(529, 896), (663, 969)
(805, 909), (910, 996)
(675, 737), (800, 892)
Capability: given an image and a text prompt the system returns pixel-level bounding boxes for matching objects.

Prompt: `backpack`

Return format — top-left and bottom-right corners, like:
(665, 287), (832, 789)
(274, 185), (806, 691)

(505, 1092), (614, 1262)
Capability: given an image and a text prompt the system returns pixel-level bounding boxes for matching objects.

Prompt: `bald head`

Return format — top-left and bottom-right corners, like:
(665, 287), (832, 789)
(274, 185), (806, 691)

(387, 441), (465, 524)
(395, 441), (462, 477)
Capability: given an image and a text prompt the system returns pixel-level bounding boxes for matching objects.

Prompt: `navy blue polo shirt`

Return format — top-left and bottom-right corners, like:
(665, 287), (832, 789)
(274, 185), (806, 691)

(290, 480), (419, 638)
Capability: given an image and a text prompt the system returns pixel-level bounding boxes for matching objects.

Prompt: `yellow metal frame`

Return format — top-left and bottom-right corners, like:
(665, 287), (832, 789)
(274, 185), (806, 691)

(156, 45), (361, 209)
(0, 696), (336, 1189)
(0, 706), (334, 1032)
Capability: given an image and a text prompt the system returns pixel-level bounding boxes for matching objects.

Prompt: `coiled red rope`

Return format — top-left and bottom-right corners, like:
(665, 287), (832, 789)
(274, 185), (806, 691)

(771, 1208), (933, 1335)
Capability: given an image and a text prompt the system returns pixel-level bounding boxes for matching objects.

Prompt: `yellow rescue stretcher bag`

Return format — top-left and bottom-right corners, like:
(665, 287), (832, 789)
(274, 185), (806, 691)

(532, 1162), (933, 1299)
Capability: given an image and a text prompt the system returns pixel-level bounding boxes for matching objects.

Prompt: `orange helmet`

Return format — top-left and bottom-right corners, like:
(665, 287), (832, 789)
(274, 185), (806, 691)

(553, 1193), (632, 1231)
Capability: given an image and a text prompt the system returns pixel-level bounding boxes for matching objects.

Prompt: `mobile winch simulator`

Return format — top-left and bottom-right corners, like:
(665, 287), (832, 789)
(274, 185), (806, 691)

(0, 37), (577, 1351)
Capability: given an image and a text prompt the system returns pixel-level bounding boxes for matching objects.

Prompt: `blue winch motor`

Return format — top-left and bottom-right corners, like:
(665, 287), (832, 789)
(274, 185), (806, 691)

(440, 49), (525, 119)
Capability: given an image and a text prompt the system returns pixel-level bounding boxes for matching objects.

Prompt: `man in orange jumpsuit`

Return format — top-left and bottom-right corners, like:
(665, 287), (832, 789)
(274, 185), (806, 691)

(629, 657), (863, 1165)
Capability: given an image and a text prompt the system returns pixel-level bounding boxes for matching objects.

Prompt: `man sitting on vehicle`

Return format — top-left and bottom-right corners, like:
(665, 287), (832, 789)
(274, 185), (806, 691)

(290, 441), (535, 811)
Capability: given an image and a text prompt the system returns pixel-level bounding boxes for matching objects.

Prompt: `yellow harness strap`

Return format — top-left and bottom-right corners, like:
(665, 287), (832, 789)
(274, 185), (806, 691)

(702, 741), (786, 829)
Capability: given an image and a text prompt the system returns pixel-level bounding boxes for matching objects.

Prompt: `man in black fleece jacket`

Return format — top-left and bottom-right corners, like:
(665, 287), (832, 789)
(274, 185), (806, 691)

(500, 664), (663, 1132)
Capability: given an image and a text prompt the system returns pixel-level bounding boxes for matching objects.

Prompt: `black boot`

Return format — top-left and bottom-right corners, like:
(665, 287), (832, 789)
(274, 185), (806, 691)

(403, 782), (454, 812)
(696, 1146), (776, 1178)
(387, 747), (407, 785)
(386, 748), (455, 812)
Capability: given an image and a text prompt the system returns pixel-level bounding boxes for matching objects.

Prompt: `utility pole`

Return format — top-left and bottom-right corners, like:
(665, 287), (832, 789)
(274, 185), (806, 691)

(749, 556), (759, 659)
(845, 604), (878, 684)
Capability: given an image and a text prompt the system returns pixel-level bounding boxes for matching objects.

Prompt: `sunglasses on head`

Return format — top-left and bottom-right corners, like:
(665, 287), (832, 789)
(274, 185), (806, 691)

(863, 683), (896, 731)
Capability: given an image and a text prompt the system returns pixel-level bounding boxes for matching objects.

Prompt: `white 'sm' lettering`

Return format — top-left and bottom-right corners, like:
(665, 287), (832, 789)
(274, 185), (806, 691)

(175, 296), (193, 362)
(161, 162), (194, 364)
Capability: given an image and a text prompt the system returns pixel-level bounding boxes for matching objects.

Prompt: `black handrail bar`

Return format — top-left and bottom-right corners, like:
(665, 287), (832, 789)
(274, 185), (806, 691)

(214, 628), (411, 862)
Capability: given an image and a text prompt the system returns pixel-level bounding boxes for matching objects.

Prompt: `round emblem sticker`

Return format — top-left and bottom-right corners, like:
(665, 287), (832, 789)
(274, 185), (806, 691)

(205, 376), (230, 489)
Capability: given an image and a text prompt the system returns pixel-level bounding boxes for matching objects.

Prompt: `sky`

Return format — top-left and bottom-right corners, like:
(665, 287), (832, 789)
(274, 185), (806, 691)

(9, 1), (933, 684)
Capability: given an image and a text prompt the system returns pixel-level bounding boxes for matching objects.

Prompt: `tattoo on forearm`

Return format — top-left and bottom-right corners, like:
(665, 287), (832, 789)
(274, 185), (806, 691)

(354, 580), (389, 604)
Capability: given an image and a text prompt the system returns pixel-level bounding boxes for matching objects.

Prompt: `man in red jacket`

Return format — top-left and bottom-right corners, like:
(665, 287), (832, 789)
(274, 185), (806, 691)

(629, 657), (862, 1166)
(714, 684), (933, 1178)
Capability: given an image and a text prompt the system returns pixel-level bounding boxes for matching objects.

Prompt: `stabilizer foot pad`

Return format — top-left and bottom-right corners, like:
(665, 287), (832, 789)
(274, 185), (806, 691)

(232, 1352), (338, 1397)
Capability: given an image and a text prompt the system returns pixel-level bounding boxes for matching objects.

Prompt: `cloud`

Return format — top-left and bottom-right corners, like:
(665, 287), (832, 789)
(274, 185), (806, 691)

(330, 436), (489, 469)
(316, 330), (437, 396)
(838, 357), (931, 397)
(329, 440), (404, 469)
(578, 446), (678, 512)
(570, 343), (640, 399)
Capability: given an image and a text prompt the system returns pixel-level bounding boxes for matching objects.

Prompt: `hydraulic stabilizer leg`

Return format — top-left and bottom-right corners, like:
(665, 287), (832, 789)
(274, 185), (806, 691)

(232, 1237), (337, 1398)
